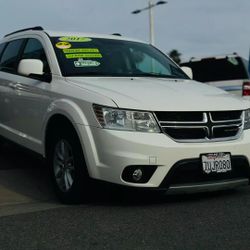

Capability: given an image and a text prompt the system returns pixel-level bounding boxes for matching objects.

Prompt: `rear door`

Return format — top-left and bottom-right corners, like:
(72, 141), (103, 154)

(0, 39), (26, 137)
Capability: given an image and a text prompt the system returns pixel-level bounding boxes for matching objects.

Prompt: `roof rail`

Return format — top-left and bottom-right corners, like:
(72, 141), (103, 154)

(4, 26), (44, 37)
(186, 53), (240, 63)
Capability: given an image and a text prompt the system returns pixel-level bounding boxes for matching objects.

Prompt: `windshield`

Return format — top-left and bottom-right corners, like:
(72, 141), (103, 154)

(51, 36), (188, 79)
(181, 56), (249, 82)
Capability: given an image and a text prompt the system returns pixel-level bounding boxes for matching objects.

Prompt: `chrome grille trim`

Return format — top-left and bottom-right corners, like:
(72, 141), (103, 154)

(160, 125), (208, 129)
(158, 112), (208, 124)
(154, 111), (244, 143)
(209, 112), (243, 124)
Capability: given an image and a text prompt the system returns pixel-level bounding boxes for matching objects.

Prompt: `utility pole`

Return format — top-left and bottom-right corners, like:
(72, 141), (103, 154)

(132, 1), (167, 45)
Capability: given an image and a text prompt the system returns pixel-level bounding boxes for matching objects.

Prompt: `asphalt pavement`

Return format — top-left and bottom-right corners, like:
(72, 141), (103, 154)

(0, 139), (250, 250)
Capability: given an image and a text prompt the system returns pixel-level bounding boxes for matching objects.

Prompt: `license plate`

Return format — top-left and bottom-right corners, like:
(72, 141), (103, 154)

(201, 153), (232, 174)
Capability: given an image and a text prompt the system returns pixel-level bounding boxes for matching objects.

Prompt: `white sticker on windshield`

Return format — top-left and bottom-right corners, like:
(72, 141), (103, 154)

(74, 59), (100, 67)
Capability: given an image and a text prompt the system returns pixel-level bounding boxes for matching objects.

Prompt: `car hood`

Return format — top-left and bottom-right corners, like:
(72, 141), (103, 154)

(67, 77), (249, 111)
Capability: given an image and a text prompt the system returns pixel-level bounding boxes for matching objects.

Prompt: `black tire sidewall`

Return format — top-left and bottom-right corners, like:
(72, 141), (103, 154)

(48, 125), (89, 204)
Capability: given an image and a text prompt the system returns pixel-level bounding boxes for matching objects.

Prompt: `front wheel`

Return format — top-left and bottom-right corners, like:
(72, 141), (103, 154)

(48, 126), (90, 204)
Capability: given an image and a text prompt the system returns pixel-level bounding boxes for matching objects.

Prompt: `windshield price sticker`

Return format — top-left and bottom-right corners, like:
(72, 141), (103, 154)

(59, 37), (92, 42)
(201, 153), (232, 174)
(56, 42), (72, 49)
(63, 48), (99, 54)
(74, 60), (100, 67)
(65, 53), (102, 59)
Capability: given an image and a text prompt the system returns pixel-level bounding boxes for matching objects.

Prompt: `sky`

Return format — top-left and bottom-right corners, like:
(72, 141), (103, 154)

(0, 0), (249, 61)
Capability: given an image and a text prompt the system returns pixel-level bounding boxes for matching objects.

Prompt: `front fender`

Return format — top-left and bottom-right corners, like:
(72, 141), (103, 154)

(41, 98), (115, 178)
(42, 99), (93, 156)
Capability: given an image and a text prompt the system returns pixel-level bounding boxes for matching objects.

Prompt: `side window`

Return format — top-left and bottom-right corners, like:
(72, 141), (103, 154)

(22, 38), (50, 73)
(0, 39), (24, 73)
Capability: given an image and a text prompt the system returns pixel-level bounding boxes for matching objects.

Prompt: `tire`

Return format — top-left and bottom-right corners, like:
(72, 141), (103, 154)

(48, 124), (90, 204)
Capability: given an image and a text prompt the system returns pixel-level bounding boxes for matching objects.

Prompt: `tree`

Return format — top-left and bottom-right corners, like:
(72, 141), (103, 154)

(168, 49), (182, 64)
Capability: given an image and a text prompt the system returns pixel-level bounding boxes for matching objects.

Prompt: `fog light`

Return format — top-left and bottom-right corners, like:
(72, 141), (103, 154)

(132, 168), (143, 182)
(122, 165), (157, 183)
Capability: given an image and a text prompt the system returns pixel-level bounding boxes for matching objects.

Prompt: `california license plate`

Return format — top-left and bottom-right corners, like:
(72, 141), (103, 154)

(201, 153), (232, 174)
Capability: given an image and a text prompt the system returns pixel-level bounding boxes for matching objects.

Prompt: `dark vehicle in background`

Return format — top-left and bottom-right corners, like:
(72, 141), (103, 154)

(181, 53), (250, 97)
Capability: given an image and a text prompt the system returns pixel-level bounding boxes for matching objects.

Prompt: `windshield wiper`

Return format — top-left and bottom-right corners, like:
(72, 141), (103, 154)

(132, 72), (180, 79)
(67, 72), (114, 77)
(66, 72), (182, 78)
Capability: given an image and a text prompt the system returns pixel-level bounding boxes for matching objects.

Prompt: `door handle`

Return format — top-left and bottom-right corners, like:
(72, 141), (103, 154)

(8, 82), (22, 90)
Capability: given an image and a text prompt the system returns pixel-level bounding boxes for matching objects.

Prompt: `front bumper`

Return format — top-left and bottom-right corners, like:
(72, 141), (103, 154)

(77, 125), (250, 191)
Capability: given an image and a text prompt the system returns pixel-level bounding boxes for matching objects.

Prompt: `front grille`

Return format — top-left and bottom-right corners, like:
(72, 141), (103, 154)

(155, 111), (243, 142)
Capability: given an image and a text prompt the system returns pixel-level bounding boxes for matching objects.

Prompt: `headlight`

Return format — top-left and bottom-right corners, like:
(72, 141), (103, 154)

(93, 105), (160, 133)
(244, 109), (250, 130)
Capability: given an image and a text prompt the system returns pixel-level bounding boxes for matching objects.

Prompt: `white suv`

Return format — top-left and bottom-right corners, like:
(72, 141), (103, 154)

(0, 27), (250, 203)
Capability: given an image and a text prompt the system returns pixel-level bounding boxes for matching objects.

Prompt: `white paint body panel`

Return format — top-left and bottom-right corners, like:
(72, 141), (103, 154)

(67, 77), (249, 111)
(78, 125), (250, 187)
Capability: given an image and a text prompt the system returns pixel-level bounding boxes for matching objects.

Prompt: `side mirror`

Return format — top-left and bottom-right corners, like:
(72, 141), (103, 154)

(181, 66), (193, 79)
(18, 59), (44, 76)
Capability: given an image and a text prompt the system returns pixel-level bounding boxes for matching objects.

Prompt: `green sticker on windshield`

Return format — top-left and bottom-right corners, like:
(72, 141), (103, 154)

(59, 36), (92, 42)
(65, 53), (102, 59)
(227, 57), (239, 66)
(74, 60), (100, 67)
(63, 48), (99, 53)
